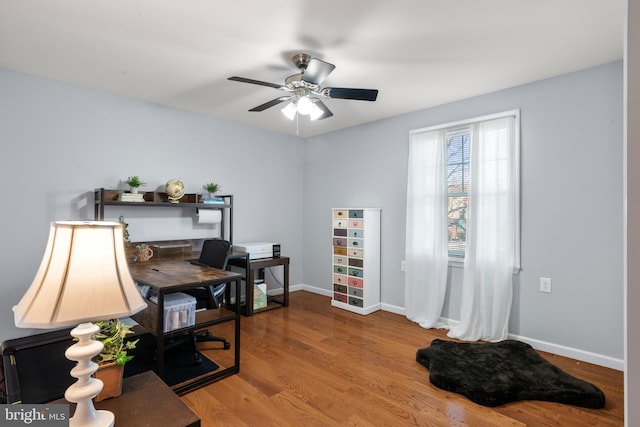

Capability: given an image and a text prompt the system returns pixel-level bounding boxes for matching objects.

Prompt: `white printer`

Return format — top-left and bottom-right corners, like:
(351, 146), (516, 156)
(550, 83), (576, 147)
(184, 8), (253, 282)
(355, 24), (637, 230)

(234, 242), (279, 259)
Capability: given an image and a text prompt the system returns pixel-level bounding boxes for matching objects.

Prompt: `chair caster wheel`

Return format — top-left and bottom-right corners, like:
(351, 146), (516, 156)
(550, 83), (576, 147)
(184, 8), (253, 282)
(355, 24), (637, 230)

(223, 342), (230, 350)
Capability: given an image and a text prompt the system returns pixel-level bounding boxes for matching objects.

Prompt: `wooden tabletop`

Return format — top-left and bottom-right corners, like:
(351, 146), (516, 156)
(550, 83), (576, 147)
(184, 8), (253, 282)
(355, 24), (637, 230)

(128, 259), (241, 291)
(53, 371), (200, 427)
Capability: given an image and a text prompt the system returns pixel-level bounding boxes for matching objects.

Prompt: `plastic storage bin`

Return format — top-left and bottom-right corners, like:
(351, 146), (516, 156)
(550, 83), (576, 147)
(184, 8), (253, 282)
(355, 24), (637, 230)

(162, 292), (196, 332)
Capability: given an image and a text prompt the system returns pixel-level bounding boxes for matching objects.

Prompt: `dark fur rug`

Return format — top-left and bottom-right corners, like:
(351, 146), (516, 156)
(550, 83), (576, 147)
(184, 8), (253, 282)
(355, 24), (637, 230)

(416, 339), (605, 408)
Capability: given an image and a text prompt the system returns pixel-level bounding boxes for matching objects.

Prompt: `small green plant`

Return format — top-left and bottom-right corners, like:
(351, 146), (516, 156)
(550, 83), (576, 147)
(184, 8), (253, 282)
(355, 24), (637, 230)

(203, 182), (220, 194)
(118, 216), (130, 244)
(125, 175), (145, 189)
(92, 319), (139, 366)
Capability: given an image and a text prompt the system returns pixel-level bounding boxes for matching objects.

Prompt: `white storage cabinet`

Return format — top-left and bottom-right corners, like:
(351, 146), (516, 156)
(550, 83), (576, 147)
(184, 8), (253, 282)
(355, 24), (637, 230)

(331, 208), (381, 315)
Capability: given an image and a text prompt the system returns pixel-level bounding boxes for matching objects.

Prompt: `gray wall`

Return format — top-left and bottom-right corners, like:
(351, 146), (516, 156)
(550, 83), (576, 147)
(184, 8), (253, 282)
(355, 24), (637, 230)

(0, 61), (624, 365)
(303, 61), (623, 362)
(0, 68), (304, 341)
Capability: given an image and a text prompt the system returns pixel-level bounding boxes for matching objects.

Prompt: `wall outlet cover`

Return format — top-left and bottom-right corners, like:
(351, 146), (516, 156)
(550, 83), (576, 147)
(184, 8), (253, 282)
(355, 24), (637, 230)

(540, 277), (552, 293)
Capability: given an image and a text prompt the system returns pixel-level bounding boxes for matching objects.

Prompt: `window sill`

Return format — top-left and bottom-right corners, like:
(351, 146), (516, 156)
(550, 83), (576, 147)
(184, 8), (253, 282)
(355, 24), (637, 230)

(448, 258), (521, 274)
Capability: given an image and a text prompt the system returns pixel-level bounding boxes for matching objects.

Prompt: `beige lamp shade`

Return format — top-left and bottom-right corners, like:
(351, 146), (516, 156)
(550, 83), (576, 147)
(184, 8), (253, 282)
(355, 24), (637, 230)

(13, 221), (147, 328)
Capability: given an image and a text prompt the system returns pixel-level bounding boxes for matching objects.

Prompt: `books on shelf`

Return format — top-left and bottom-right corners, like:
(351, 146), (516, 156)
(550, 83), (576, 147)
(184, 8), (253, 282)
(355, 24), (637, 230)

(203, 197), (225, 204)
(120, 192), (145, 202)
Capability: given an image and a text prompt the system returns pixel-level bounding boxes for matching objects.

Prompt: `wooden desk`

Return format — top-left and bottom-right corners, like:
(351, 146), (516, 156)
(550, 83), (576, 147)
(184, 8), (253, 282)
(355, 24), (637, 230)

(128, 259), (242, 394)
(54, 371), (200, 427)
(227, 255), (290, 316)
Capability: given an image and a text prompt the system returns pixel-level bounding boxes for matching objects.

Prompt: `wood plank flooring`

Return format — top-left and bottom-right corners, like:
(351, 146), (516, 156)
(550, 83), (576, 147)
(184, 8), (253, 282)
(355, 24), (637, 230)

(182, 291), (623, 426)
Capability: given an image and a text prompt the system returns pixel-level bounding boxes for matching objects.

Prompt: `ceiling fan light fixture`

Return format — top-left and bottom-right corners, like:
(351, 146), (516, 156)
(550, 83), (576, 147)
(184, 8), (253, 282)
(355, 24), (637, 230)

(296, 96), (313, 115)
(309, 102), (323, 121)
(281, 101), (297, 120)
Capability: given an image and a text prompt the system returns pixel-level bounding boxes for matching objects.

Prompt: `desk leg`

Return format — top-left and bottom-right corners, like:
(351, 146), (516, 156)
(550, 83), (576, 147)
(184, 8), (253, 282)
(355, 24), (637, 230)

(234, 277), (241, 374)
(156, 293), (165, 380)
(246, 266), (254, 317)
(283, 261), (289, 307)
(156, 335), (165, 379)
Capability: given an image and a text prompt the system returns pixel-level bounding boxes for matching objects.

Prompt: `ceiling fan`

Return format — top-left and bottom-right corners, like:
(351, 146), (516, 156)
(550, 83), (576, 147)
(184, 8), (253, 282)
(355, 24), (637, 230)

(228, 53), (378, 121)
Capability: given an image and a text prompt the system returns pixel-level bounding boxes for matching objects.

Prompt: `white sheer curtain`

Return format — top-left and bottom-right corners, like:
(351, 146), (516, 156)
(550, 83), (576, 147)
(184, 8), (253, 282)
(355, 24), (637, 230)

(448, 116), (517, 342)
(405, 129), (449, 328)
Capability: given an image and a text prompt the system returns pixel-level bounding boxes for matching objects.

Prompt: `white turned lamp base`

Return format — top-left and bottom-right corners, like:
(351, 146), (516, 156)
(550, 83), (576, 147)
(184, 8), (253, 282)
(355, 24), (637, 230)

(64, 322), (115, 427)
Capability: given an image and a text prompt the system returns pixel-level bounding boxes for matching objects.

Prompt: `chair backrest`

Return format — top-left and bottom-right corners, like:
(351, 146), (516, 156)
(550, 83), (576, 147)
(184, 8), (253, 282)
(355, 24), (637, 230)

(198, 239), (231, 269)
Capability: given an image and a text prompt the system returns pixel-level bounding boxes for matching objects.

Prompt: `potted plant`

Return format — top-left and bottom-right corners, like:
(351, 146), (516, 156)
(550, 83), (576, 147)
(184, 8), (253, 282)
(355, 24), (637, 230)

(203, 182), (221, 202)
(203, 182), (220, 196)
(118, 216), (130, 244)
(125, 175), (146, 193)
(92, 319), (139, 401)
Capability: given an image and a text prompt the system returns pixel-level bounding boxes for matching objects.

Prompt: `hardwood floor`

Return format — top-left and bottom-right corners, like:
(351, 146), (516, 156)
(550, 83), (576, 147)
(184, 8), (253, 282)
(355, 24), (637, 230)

(181, 291), (623, 426)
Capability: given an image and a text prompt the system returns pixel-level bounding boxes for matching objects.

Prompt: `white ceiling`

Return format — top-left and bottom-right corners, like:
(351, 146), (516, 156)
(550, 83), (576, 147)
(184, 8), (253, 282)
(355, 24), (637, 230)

(0, 0), (625, 138)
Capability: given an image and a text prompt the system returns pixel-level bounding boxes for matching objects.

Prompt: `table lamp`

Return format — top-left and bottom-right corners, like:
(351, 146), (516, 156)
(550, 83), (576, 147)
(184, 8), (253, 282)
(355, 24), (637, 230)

(13, 221), (147, 427)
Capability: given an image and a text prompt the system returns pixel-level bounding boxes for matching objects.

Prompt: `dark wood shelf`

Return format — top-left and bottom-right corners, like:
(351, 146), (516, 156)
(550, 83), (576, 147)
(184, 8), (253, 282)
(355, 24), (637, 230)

(95, 188), (231, 212)
(93, 187), (234, 244)
(103, 200), (231, 208)
(130, 299), (236, 339)
(250, 295), (288, 315)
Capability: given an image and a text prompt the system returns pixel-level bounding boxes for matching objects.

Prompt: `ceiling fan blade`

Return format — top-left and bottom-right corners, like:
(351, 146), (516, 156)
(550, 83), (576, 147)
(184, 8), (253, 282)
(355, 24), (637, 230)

(248, 96), (291, 112)
(313, 99), (334, 120)
(302, 58), (336, 85)
(324, 87), (378, 101)
(228, 76), (283, 90)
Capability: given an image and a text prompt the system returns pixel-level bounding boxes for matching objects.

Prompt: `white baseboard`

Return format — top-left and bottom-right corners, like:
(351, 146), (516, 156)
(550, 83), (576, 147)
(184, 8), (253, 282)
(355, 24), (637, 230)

(380, 302), (405, 315)
(435, 317), (623, 371)
(507, 333), (624, 371)
(300, 283), (331, 296)
(295, 286), (623, 371)
(266, 284), (304, 296)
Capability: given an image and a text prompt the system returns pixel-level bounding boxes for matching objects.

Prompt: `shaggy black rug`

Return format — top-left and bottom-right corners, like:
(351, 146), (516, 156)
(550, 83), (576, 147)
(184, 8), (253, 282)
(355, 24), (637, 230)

(416, 339), (605, 408)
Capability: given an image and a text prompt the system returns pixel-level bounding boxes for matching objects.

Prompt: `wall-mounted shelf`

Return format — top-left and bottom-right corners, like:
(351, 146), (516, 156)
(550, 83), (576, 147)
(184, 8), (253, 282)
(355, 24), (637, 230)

(94, 188), (234, 243)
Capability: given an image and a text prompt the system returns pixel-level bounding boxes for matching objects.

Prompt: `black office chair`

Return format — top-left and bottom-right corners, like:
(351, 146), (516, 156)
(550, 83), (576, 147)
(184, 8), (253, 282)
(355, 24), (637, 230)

(186, 239), (232, 351)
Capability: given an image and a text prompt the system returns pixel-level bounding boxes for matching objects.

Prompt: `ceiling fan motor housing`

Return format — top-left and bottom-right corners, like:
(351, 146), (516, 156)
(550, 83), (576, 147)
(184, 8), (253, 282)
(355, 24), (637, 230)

(292, 53), (311, 70)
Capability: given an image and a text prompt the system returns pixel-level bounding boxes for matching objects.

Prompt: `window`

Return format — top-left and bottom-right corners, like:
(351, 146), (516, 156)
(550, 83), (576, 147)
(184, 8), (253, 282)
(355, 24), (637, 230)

(408, 110), (520, 266)
(406, 111), (520, 339)
(446, 128), (471, 257)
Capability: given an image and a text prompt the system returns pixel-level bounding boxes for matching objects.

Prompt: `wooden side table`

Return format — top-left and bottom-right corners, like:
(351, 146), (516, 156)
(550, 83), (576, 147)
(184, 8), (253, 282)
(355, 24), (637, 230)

(52, 371), (200, 427)
(227, 254), (290, 316)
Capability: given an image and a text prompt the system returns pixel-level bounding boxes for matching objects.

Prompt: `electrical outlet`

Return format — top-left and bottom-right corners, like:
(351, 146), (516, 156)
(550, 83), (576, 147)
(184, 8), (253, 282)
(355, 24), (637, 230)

(401, 260), (406, 271)
(540, 277), (552, 293)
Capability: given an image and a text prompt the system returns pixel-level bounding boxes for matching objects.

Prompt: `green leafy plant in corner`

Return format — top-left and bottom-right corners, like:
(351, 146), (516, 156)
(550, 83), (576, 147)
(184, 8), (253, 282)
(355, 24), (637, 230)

(203, 182), (220, 194)
(92, 319), (139, 366)
(118, 215), (130, 244)
(125, 175), (146, 189)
